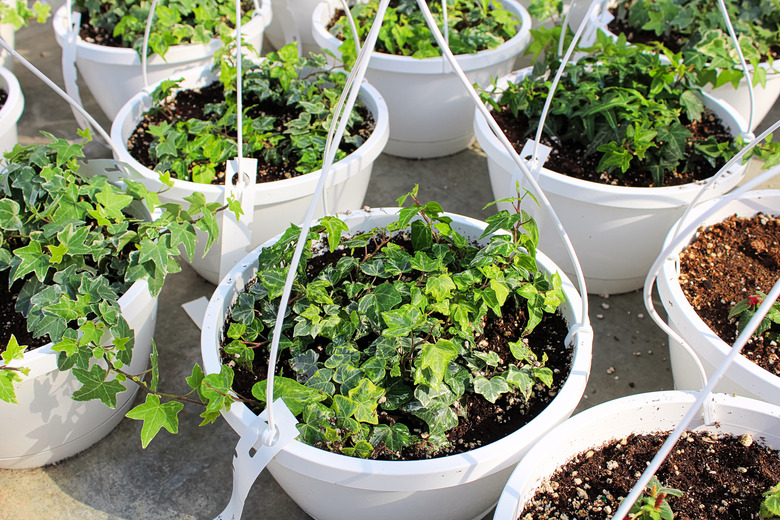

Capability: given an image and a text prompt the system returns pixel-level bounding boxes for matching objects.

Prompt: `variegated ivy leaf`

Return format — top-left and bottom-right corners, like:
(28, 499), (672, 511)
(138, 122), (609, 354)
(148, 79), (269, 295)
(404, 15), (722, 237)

(369, 423), (411, 453)
(473, 376), (510, 404)
(126, 395), (184, 449)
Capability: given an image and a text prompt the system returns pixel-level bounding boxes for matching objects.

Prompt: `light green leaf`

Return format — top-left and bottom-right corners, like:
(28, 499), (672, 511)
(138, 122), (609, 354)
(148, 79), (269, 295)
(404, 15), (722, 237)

(71, 365), (126, 408)
(126, 395), (184, 448)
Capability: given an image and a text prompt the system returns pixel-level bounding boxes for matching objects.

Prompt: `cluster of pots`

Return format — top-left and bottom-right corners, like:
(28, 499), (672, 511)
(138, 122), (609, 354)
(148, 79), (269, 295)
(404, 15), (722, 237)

(2, 0), (780, 519)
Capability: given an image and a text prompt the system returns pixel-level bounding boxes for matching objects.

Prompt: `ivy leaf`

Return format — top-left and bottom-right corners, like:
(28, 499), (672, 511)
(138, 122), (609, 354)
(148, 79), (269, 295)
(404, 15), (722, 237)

(0, 199), (22, 230)
(126, 394), (184, 448)
(374, 282), (402, 311)
(2, 335), (26, 365)
(95, 184), (133, 221)
(369, 423), (411, 453)
(506, 365), (534, 399)
(318, 216), (348, 253)
(425, 274), (456, 302)
(252, 376), (328, 416)
(71, 365), (126, 408)
(657, 123), (692, 159)
(414, 339), (458, 388)
(382, 305), (424, 337)
(0, 370), (22, 404)
(199, 366), (235, 425)
(473, 375), (510, 403)
(12, 241), (51, 282)
(678, 90), (704, 122)
(347, 378), (385, 424)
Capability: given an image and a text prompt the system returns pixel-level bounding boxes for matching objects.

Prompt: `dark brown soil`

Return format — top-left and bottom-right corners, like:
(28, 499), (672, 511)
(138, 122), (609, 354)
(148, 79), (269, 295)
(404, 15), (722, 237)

(491, 108), (734, 187)
(224, 236), (574, 460)
(519, 430), (780, 519)
(0, 275), (50, 351)
(678, 213), (780, 376)
(0, 88), (7, 110)
(127, 81), (376, 184)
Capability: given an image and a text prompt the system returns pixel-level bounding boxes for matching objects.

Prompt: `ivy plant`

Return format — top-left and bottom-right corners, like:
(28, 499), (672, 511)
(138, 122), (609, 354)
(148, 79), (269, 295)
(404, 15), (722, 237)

(728, 292), (780, 342)
(71, 0), (257, 57)
(138, 42), (372, 184)
(328, 0), (519, 68)
(611, 0), (780, 90)
(183, 186), (568, 459)
(761, 481), (780, 518)
(0, 0), (50, 30)
(0, 131), (221, 410)
(480, 34), (746, 187)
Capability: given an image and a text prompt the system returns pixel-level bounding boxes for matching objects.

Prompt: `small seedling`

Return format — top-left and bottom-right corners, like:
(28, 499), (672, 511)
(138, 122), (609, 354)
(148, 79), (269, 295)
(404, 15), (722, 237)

(728, 292), (780, 342)
(761, 481), (780, 518)
(627, 476), (683, 520)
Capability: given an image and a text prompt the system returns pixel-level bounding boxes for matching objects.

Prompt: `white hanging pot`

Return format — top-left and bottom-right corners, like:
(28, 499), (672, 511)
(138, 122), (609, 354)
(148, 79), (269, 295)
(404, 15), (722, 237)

(110, 64), (390, 285)
(705, 64), (780, 133)
(493, 390), (780, 519)
(474, 67), (752, 295)
(51, 0), (272, 120)
(200, 208), (592, 520)
(265, 0), (322, 56)
(0, 65), (23, 156)
(311, 0), (531, 159)
(656, 190), (780, 404)
(0, 278), (158, 469)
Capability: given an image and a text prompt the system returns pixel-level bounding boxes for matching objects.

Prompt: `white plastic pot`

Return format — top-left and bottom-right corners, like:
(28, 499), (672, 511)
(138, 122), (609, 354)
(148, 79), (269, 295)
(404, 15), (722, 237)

(311, 0), (531, 159)
(111, 64), (390, 285)
(706, 64), (780, 133)
(0, 278), (158, 469)
(475, 67), (752, 295)
(265, 0), (322, 56)
(0, 65), (22, 156)
(656, 190), (780, 404)
(51, 1), (271, 120)
(493, 391), (780, 519)
(201, 208), (592, 520)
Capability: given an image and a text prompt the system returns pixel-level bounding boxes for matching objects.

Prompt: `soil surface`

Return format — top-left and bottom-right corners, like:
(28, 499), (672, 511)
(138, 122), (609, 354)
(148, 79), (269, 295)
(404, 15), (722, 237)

(224, 236), (574, 460)
(519, 430), (780, 519)
(491, 108), (734, 187)
(0, 275), (50, 352)
(127, 81), (376, 184)
(0, 88), (7, 110)
(678, 213), (780, 376)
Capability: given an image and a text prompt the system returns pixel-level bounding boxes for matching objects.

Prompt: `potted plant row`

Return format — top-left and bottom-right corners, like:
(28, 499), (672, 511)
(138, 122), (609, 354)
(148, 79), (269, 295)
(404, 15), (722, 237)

(475, 33), (759, 294)
(0, 132), (221, 468)
(607, 0), (780, 132)
(111, 42), (390, 284)
(311, 0), (532, 158)
(193, 187), (592, 520)
(52, 0), (272, 119)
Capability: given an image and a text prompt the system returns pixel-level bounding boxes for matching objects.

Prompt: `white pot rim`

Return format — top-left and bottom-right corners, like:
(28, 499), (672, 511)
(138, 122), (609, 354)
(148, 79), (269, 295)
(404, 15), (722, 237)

(0, 65), (23, 126)
(658, 189), (780, 387)
(201, 208), (592, 491)
(6, 277), (151, 380)
(110, 64), (390, 200)
(311, 0), (531, 74)
(474, 67), (752, 209)
(52, 1), (271, 66)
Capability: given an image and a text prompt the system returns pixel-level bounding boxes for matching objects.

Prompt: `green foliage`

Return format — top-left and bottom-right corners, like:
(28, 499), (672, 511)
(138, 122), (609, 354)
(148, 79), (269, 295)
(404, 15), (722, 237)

(628, 476), (683, 520)
(0, 132), (219, 413)
(141, 42), (371, 184)
(761, 481), (780, 518)
(329, 0), (519, 68)
(612, 0), (780, 88)
(0, 0), (50, 30)
(71, 0), (256, 57)
(480, 35), (741, 186)
(220, 187), (566, 459)
(728, 292), (780, 342)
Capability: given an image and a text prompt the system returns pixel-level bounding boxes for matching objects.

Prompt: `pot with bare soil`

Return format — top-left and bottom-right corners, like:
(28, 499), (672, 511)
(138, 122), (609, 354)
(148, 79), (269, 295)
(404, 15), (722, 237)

(656, 190), (780, 404)
(475, 37), (753, 295)
(494, 391), (780, 520)
(111, 44), (389, 284)
(199, 192), (592, 520)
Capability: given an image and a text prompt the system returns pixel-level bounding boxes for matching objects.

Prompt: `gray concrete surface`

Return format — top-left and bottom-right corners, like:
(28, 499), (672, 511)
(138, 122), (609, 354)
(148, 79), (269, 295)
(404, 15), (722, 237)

(0, 10), (778, 520)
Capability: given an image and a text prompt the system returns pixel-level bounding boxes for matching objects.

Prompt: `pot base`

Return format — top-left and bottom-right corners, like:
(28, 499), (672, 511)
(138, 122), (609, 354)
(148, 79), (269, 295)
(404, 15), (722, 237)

(384, 134), (476, 159)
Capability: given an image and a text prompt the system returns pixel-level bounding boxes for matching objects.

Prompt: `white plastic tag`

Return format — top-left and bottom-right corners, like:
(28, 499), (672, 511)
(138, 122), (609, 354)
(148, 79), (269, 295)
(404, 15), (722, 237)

(519, 139), (552, 178)
(182, 296), (210, 329)
(215, 399), (299, 520)
(219, 157), (257, 282)
(61, 11), (92, 132)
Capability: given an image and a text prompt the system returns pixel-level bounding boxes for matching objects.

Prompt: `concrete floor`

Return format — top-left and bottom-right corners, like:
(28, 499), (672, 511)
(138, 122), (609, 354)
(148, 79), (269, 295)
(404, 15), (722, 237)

(1, 10), (779, 520)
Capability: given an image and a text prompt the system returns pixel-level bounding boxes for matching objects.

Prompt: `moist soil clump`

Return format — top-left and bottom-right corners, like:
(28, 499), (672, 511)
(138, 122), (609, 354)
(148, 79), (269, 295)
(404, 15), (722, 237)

(127, 81), (375, 184)
(678, 213), (780, 376)
(519, 430), (780, 519)
(491, 108), (734, 187)
(223, 236), (574, 461)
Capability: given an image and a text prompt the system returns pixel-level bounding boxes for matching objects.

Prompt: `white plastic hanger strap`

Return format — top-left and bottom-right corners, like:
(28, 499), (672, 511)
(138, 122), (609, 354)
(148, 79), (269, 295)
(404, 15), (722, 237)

(219, 158), (257, 282)
(214, 399), (299, 520)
